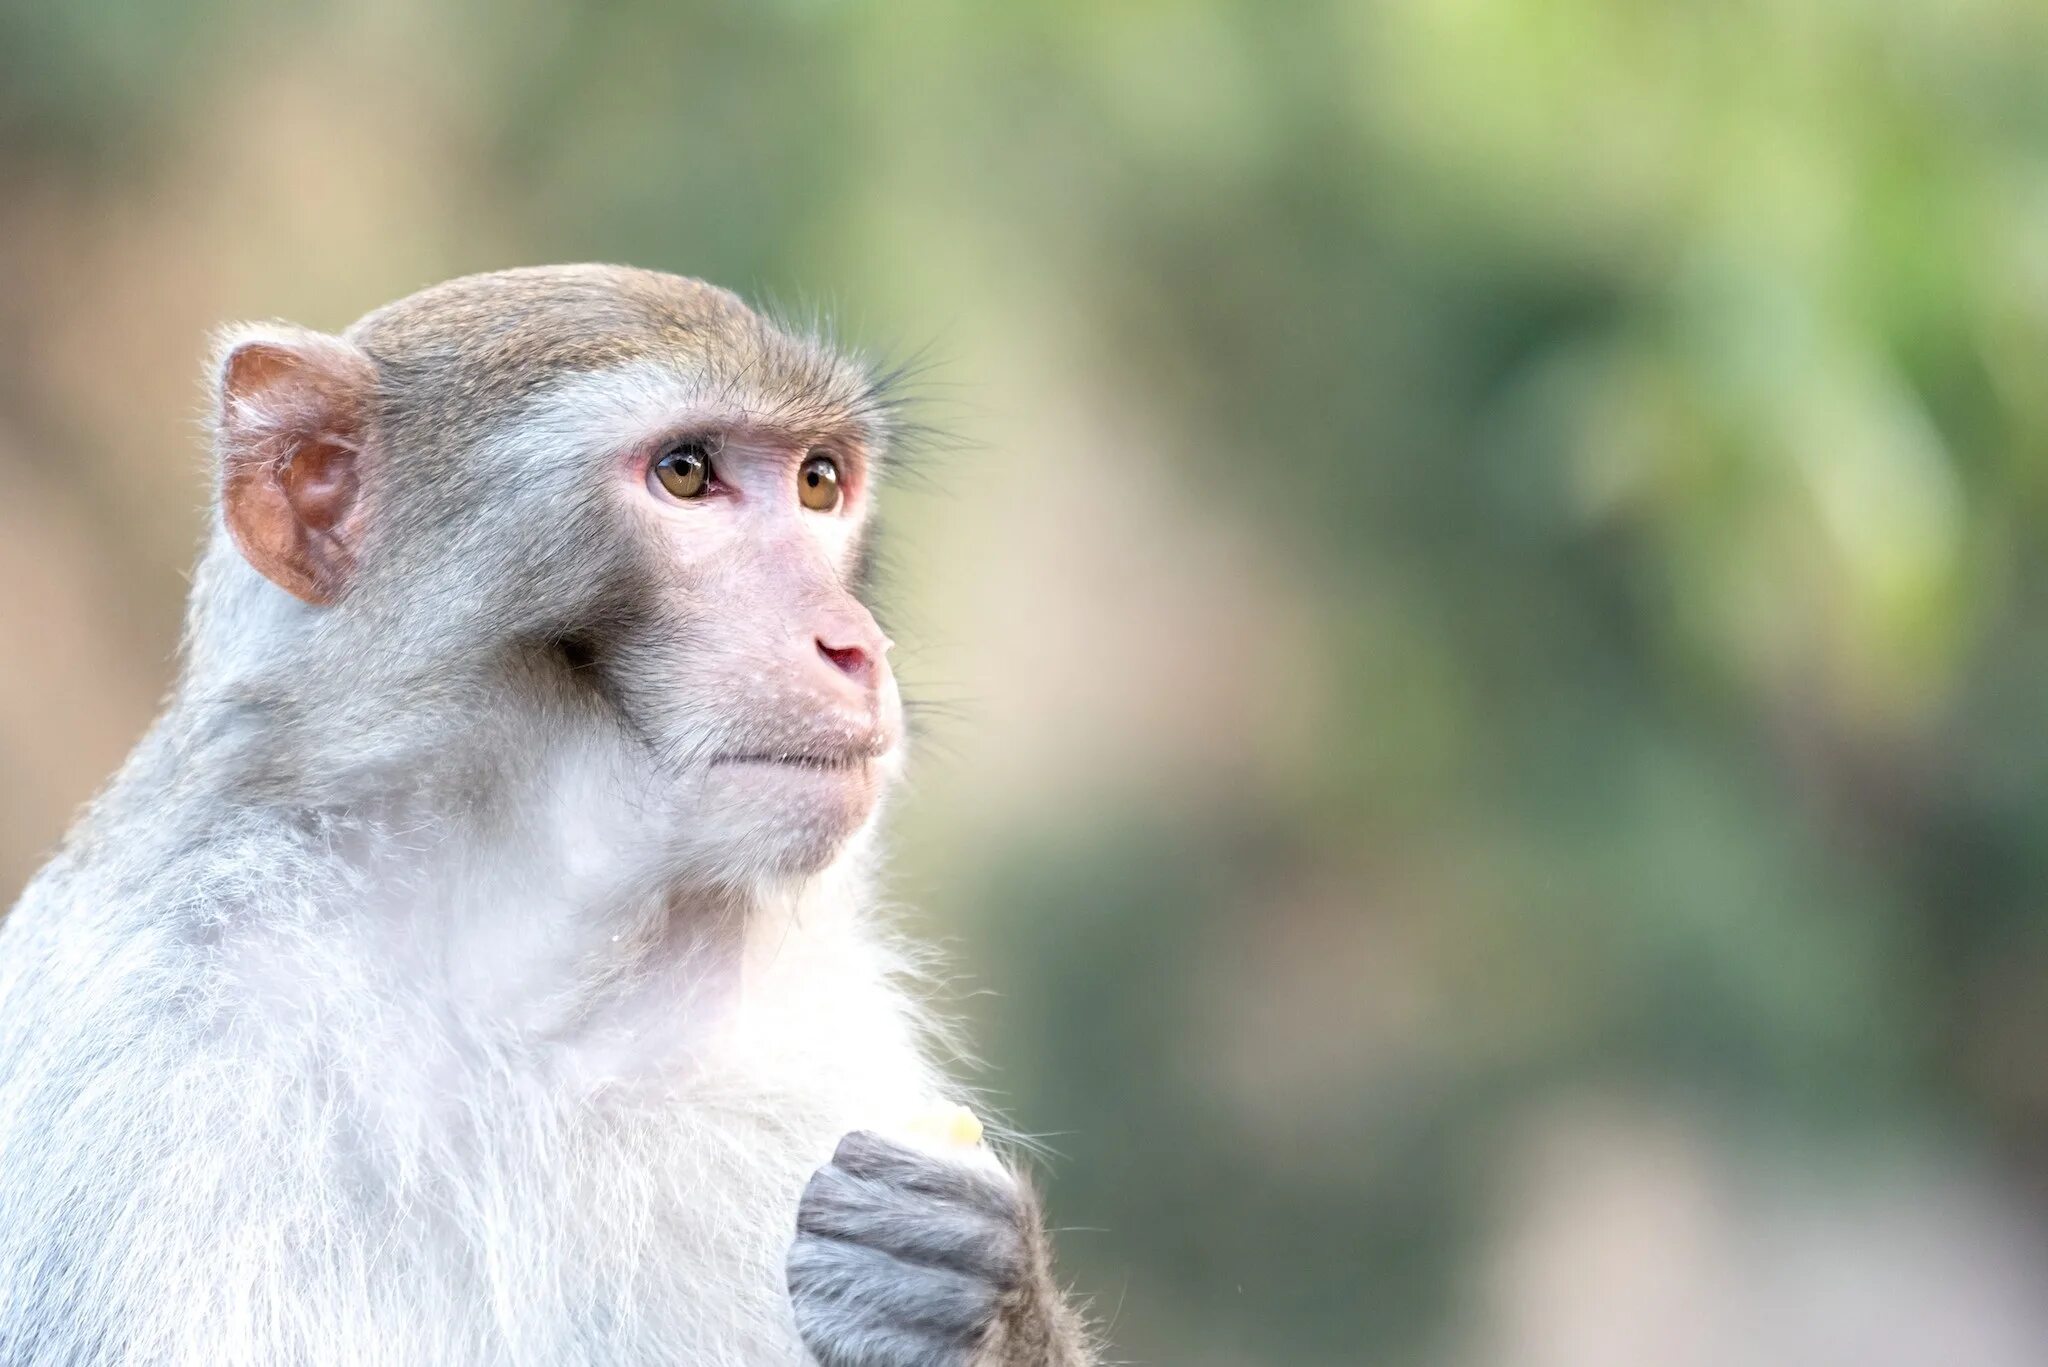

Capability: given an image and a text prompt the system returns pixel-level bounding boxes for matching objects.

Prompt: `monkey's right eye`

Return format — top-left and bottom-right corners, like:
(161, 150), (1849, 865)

(652, 442), (714, 500)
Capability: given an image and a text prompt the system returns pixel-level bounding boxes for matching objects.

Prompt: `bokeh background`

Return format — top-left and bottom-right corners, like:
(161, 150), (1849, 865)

(6, 2), (2048, 1363)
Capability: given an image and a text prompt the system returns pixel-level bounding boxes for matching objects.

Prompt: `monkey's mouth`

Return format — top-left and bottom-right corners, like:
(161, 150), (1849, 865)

(709, 747), (884, 773)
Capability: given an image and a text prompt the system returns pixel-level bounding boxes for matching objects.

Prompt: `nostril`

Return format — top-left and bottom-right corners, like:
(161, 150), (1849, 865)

(816, 638), (872, 683)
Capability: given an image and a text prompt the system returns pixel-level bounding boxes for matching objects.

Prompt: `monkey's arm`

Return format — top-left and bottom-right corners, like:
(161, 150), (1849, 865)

(788, 1131), (1097, 1367)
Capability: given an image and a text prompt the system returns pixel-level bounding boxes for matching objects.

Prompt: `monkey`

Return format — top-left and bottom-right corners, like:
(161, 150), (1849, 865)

(0, 266), (1099, 1367)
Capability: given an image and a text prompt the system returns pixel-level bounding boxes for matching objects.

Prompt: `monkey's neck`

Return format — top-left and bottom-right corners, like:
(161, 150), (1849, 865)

(328, 808), (918, 1121)
(133, 704), (893, 1095)
(343, 793), (862, 1080)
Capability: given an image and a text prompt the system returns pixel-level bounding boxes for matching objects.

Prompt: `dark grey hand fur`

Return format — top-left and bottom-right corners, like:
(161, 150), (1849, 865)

(789, 1132), (1092, 1367)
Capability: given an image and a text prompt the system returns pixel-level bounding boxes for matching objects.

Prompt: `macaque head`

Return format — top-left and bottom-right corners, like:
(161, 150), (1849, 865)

(206, 266), (905, 883)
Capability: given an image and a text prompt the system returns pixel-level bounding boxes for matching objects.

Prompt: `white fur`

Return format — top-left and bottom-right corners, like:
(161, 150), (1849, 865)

(0, 736), (945, 1365)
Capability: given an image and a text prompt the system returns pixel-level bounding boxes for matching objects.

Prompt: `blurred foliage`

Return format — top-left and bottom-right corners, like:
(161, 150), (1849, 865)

(5, 1), (2048, 1363)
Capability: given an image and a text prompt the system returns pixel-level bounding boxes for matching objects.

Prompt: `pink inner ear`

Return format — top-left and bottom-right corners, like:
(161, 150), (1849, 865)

(224, 342), (305, 403)
(285, 439), (359, 537)
(216, 336), (375, 606)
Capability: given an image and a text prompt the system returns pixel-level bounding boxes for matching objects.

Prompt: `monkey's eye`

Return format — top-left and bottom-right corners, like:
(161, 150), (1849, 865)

(798, 451), (842, 512)
(652, 442), (713, 500)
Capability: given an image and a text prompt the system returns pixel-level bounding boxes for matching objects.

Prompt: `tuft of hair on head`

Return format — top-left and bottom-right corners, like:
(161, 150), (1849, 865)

(749, 293), (959, 484)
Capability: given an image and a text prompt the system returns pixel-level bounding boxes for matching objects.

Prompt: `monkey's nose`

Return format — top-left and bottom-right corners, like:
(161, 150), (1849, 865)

(815, 635), (884, 690)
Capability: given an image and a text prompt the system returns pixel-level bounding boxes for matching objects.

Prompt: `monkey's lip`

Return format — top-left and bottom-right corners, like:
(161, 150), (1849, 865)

(708, 745), (888, 772)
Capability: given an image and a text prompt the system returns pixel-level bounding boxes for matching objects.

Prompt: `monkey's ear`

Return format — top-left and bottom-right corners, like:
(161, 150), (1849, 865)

(212, 324), (379, 606)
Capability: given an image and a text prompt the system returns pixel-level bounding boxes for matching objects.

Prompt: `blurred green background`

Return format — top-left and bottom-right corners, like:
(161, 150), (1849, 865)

(5, 2), (2048, 1363)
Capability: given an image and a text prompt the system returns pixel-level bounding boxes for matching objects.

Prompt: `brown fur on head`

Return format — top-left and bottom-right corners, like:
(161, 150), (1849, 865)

(347, 266), (884, 467)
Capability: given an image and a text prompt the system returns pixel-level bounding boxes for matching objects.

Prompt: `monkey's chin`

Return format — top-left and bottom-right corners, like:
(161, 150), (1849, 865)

(697, 757), (890, 877)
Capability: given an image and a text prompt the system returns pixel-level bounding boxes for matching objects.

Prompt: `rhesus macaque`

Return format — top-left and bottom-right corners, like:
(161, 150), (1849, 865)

(0, 267), (1096, 1366)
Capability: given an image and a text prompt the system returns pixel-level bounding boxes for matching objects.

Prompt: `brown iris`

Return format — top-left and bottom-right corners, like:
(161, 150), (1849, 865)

(653, 442), (712, 499)
(799, 451), (841, 511)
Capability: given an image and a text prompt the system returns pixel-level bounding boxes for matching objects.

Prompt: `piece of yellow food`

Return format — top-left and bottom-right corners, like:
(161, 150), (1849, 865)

(903, 1103), (984, 1149)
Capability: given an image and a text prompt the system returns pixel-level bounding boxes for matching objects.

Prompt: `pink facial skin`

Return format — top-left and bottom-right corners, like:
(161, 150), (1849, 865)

(620, 423), (903, 876)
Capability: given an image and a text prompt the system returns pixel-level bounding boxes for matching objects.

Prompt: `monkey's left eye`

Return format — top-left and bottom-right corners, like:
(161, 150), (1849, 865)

(799, 451), (842, 512)
(652, 442), (714, 500)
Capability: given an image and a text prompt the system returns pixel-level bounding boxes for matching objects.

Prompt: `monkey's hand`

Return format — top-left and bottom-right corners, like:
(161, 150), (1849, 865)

(788, 1130), (1095, 1367)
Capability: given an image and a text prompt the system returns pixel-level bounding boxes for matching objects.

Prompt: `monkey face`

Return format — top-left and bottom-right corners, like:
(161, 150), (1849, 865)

(587, 410), (905, 883)
(458, 350), (907, 888)
(210, 268), (908, 890)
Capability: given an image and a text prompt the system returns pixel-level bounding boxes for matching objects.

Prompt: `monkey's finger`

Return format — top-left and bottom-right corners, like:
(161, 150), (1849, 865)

(798, 1165), (1027, 1284)
(788, 1233), (998, 1351)
(827, 1131), (1018, 1213)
